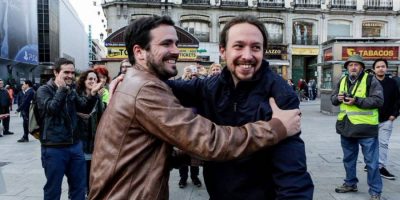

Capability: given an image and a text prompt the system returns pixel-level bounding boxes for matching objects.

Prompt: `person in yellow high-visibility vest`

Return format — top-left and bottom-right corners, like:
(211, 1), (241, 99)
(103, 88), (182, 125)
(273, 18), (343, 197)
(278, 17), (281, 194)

(331, 54), (384, 200)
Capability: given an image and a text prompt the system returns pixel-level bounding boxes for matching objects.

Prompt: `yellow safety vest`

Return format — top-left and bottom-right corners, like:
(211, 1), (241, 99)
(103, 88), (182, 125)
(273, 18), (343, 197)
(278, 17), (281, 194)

(337, 73), (379, 125)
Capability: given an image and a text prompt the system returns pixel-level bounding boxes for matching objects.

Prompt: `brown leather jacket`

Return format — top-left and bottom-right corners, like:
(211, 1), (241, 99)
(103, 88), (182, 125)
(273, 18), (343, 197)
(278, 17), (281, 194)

(89, 65), (287, 200)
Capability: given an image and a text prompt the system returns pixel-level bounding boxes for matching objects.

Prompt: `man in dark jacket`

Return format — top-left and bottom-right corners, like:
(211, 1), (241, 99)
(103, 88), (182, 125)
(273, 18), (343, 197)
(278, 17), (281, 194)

(331, 55), (383, 200)
(168, 15), (314, 199)
(0, 78), (13, 136)
(36, 58), (99, 200)
(90, 15), (302, 200)
(372, 58), (399, 180)
(16, 80), (35, 142)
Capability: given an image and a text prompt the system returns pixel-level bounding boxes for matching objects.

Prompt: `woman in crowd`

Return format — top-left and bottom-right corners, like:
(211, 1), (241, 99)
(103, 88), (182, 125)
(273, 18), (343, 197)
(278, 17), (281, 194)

(76, 70), (105, 194)
(93, 65), (110, 105)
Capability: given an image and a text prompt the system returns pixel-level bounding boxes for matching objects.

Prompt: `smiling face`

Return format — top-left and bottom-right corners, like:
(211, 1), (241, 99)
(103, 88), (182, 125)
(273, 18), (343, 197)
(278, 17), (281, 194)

(220, 23), (264, 85)
(144, 24), (179, 80)
(210, 66), (222, 76)
(85, 72), (98, 90)
(54, 64), (75, 85)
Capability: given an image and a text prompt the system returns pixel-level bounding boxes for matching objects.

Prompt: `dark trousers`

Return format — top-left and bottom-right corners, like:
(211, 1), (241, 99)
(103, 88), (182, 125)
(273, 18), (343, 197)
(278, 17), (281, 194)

(0, 106), (10, 133)
(41, 141), (86, 200)
(179, 165), (199, 180)
(21, 112), (29, 139)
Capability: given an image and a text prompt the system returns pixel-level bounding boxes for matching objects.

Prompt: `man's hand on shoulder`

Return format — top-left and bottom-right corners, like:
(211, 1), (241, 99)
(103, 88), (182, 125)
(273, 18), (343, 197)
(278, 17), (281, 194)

(270, 98), (301, 137)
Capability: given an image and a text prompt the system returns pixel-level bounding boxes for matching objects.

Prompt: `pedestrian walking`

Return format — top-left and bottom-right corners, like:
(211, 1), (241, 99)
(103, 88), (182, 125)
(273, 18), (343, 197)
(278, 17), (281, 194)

(0, 79), (13, 136)
(16, 80), (34, 142)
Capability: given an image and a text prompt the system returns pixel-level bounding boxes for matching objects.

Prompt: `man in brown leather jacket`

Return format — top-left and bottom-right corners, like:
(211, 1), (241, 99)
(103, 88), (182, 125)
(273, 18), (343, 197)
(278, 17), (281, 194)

(89, 16), (301, 200)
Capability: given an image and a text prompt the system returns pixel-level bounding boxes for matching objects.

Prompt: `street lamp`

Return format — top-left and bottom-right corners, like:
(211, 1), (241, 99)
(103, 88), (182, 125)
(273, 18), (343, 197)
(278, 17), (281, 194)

(100, 33), (104, 40)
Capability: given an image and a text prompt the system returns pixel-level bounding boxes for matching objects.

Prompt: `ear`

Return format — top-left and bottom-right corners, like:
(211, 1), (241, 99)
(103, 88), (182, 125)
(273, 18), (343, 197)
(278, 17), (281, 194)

(219, 45), (226, 61)
(133, 44), (146, 61)
(53, 69), (58, 77)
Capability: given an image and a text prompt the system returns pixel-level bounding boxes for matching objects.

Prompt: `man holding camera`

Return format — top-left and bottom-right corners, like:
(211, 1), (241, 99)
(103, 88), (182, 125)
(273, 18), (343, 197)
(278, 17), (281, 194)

(331, 54), (384, 200)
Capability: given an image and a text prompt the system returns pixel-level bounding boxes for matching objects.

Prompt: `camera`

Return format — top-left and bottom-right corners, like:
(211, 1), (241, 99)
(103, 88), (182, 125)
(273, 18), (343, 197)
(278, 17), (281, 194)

(343, 93), (352, 102)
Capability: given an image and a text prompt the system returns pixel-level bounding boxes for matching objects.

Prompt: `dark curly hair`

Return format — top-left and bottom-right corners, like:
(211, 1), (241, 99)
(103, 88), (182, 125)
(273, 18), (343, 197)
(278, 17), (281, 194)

(76, 70), (99, 94)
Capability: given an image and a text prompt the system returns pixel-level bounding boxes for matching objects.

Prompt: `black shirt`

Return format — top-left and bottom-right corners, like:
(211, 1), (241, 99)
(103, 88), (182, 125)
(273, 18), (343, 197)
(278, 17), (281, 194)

(378, 77), (400, 122)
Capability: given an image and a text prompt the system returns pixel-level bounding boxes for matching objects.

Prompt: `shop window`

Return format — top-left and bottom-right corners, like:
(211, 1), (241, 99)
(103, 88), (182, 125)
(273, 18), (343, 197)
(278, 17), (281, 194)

(321, 66), (333, 89)
(327, 20), (351, 40)
(182, 21), (210, 42)
(362, 21), (386, 37)
(264, 22), (283, 44)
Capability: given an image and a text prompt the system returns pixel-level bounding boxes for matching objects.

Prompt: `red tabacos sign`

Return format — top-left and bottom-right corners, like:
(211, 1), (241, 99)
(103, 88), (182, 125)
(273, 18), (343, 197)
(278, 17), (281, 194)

(342, 46), (399, 60)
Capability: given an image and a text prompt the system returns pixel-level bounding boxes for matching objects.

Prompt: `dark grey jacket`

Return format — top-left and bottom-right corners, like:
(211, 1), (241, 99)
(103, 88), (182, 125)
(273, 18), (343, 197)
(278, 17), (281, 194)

(36, 79), (95, 146)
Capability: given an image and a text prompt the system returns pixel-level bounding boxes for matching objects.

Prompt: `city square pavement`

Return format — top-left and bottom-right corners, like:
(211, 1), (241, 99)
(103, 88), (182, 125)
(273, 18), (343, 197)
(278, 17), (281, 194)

(0, 100), (399, 200)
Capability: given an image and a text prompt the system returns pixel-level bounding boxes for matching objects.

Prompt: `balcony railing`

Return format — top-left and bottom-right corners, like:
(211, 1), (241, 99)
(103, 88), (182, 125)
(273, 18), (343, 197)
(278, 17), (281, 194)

(220, 0), (248, 7)
(292, 35), (318, 45)
(329, 0), (356, 9)
(258, 0), (284, 8)
(115, 0), (160, 3)
(182, 0), (210, 5)
(294, 0), (321, 8)
(364, 0), (393, 10)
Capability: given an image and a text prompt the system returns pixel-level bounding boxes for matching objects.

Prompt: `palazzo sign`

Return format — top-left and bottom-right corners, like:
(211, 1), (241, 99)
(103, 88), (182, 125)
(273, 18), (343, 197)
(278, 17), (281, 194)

(342, 46), (399, 60)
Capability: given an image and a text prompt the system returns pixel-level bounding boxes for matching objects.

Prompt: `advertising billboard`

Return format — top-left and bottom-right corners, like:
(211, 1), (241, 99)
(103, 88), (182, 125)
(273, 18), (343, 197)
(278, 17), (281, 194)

(0, 0), (38, 65)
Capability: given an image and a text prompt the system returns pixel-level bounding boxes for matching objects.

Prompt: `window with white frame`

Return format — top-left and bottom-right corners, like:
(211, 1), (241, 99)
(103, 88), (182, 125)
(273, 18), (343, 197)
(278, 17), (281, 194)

(264, 22), (283, 43)
(362, 21), (386, 37)
(182, 21), (210, 42)
(327, 20), (351, 40)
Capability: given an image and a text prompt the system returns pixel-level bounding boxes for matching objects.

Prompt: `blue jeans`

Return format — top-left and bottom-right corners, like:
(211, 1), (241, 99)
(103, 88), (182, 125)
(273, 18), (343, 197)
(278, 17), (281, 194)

(41, 141), (86, 200)
(378, 120), (393, 168)
(340, 136), (382, 196)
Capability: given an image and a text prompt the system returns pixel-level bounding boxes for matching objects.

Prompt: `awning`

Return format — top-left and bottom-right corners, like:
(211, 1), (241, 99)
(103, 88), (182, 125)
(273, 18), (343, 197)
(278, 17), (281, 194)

(267, 59), (290, 66)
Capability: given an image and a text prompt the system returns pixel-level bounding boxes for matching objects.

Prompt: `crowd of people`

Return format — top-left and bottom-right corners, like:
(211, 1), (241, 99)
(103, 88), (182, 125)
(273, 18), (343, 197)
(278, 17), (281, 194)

(1, 14), (400, 200)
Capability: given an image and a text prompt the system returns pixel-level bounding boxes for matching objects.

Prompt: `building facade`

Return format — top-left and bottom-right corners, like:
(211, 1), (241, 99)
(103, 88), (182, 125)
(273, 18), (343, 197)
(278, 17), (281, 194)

(0, 0), (38, 86)
(24, 0), (91, 85)
(101, 0), (400, 83)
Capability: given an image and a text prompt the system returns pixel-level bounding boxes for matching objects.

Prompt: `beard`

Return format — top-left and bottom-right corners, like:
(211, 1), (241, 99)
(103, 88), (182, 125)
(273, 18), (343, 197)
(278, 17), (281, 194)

(146, 53), (178, 80)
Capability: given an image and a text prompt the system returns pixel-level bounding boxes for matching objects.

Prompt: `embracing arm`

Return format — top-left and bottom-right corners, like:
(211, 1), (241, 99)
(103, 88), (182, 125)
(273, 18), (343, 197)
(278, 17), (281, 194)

(166, 78), (206, 107)
(136, 81), (300, 161)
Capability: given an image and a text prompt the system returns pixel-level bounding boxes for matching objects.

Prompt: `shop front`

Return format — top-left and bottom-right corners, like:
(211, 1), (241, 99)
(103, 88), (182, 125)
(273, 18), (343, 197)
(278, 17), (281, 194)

(319, 38), (400, 114)
(265, 45), (289, 79)
(291, 47), (319, 85)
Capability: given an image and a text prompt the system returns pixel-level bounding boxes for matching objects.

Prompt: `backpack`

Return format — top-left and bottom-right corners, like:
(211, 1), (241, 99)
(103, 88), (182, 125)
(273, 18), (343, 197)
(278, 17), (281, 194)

(28, 93), (41, 139)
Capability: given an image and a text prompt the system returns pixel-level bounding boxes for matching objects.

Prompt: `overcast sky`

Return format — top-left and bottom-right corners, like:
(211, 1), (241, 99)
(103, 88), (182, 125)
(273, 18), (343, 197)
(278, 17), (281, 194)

(69, 0), (107, 41)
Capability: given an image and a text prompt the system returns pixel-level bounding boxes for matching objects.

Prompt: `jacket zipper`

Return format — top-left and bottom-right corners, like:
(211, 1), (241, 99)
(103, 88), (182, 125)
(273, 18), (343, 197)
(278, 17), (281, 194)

(233, 102), (237, 112)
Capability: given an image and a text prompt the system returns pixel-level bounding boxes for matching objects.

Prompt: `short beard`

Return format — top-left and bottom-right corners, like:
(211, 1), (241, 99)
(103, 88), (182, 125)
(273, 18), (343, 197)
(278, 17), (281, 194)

(146, 56), (177, 80)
